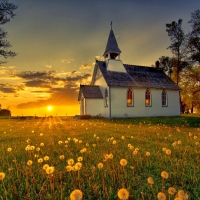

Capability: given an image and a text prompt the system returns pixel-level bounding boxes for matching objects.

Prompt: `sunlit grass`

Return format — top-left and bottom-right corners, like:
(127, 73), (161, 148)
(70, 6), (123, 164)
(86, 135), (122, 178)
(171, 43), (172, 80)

(0, 116), (199, 199)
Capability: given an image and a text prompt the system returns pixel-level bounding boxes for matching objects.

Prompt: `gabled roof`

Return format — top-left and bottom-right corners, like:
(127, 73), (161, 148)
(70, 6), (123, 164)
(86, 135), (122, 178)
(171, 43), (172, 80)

(95, 60), (180, 90)
(78, 85), (103, 101)
(103, 29), (121, 57)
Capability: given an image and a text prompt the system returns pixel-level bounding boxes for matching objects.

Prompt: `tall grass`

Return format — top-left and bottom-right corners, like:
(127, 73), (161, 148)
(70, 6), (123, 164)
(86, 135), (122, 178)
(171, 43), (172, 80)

(0, 116), (199, 199)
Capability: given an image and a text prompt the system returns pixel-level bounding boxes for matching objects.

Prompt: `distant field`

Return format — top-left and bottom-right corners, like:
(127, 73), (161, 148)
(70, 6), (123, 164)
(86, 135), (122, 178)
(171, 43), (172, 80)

(0, 116), (199, 199)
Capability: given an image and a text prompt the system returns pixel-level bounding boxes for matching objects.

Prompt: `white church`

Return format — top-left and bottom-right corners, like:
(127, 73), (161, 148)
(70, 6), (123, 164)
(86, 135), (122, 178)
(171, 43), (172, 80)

(78, 26), (180, 118)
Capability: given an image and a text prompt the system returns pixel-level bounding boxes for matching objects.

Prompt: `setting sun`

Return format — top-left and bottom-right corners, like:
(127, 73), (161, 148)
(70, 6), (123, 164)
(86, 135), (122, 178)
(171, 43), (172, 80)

(47, 106), (53, 111)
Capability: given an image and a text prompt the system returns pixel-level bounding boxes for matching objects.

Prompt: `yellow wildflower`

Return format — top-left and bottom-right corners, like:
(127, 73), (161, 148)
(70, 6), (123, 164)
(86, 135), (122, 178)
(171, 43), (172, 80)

(66, 165), (72, 172)
(177, 190), (188, 200)
(168, 187), (176, 195)
(146, 151), (150, 156)
(166, 149), (171, 155)
(75, 162), (82, 170)
(38, 158), (43, 163)
(7, 147), (12, 152)
(59, 155), (65, 160)
(44, 156), (49, 161)
(68, 159), (75, 166)
(43, 164), (49, 170)
(77, 157), (83, 162)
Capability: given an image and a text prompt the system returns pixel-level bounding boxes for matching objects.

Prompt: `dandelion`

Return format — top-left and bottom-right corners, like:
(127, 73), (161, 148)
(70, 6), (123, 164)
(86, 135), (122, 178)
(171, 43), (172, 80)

(147, 177), (154, 185)
(75, 162), (82, 170)
(43, 164), (49, 170)
(195, 142), (199, 146)
(194, 136), (198, 140)
(58, 141), (63, 145)
(44, 156), (49, 161)
(157, 192), (166, 200)
(161, 171), (169, 179)
(30, 146), (35, 150)
(0, 172), (5, 180)
(26, 139), (30, 143)
(97, 163), (103, 169)
(166, 149), (171, 155)
(38, 158), (43, 163)
(108, 153), (113, 159)
(120, 159), (128, 166)
(68, 159), (75, 166)
(86, 143), (89, 146)
(146, 151), (150, 156)
(27, 160), (33, 166)
(121, 136), (125, 140)
(113, 140), (117, 144)
(162, 147), (167, 152)
(168, 187), (176, 195)
(177, 140), (182, 145)
(117, 188), (129, 200)
(40, 133), (43, 136)
(36, 147), (40, 151)
(7, 147), (12, 152)
(40, 143), (44, 147)
(66, 165), (72, 172)
(92, 144), (96, 147)
(65, 140), (69, 144)
(77, 157), (83, 162)
(46, 166), (55, 174)
(188, 132), (192, 137)
(70, 189), (83, 200)
(177, 190), (188, 200)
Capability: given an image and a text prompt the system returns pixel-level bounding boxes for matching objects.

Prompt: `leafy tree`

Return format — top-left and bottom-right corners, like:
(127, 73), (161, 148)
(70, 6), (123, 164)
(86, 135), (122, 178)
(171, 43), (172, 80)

(179, 64), (200, 113)
(0, 108), (11, 116)
(187, 9), (200, 63)
(166, 19), (187, 85)
(0, 0), (17, 64)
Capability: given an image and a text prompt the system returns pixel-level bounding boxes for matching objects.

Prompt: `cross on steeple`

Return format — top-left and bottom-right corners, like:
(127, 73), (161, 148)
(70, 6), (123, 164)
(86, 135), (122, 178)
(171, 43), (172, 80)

(110, 21), (112, 30)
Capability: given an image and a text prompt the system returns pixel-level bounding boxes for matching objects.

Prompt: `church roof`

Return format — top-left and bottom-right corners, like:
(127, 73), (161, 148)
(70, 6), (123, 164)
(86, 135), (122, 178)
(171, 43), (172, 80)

(95, 60), (180, 90)
(78, 85), (103, 100)
(103, 29), (121, 57)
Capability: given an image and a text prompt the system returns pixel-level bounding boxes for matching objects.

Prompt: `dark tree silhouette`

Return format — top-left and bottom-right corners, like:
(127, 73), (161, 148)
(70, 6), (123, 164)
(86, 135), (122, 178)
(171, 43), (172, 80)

(0, 0), (17, 64)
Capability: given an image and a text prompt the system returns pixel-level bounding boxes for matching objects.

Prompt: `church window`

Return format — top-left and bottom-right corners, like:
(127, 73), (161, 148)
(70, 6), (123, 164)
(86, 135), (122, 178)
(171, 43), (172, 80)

(145, 89), (151, 106)
(105, 89), (108, 107)
(127, 88), (134, 106)
(162, 90), (167, 106)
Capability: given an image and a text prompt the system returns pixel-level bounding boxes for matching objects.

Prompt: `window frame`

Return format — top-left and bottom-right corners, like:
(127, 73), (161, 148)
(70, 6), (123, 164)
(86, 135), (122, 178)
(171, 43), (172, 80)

(127, 88), (134, 107)
(105, 89), (108, 107)
(162, 89), (168, 107)
(145, 89), (151, 107)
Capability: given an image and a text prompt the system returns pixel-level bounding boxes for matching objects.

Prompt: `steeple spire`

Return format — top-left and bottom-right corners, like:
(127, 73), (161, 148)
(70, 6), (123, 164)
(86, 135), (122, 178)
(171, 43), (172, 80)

(103, 23), (121, 59)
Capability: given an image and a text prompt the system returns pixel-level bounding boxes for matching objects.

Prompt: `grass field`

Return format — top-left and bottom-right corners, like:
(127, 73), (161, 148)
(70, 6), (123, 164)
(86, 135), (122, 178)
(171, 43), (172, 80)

(0, 116), (200, 200)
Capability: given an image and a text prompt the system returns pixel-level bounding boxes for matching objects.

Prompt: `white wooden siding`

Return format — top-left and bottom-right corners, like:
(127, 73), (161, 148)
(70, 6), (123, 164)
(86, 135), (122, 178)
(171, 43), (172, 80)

(110, 87), (180, 117)
(85, 99), (103, 116)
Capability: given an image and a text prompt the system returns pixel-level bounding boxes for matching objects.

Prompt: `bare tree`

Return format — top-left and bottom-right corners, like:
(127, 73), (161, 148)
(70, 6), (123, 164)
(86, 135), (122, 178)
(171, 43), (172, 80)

(0, 0), (17, 64)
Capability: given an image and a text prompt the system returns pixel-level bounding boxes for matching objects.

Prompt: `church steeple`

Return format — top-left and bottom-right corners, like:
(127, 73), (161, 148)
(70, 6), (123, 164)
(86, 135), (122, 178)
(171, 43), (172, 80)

(103, 22), (121, 59)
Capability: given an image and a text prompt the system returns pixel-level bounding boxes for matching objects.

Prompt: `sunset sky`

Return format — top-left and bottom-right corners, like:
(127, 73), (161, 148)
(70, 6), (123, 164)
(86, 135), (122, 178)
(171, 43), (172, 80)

(0, 0), (199, 116)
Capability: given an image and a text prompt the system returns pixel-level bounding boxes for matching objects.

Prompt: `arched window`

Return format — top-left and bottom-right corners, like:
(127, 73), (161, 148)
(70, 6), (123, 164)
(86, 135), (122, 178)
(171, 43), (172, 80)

(145, 89), (151, 106)
(162, 90), (167, 106)
(105, 89), (108, 107)
(127, 88), (134, 106)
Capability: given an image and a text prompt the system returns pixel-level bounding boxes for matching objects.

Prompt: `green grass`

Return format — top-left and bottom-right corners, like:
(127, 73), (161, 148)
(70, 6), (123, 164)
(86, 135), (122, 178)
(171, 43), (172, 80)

(0, 116), (200, 199)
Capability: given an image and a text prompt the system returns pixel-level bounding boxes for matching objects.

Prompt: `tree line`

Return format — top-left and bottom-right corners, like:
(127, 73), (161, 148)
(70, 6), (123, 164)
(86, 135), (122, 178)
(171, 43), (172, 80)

(158, 9), (200, 113)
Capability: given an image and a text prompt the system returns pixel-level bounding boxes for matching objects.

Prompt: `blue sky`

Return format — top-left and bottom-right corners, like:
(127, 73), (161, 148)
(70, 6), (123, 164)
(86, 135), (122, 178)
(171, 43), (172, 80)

(0, 0), (199, 116)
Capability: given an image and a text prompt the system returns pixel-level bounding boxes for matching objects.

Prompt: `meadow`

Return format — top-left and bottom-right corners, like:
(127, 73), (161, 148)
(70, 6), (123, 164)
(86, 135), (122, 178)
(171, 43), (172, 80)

(0, 116), (200, 200)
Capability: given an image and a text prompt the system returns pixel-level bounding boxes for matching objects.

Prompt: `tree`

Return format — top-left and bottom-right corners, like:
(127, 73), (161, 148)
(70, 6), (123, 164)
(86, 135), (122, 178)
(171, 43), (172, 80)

(0, 108), (11, 116)
(0, 0), (17, 64)
(179, 64), (200, 113)
(166, 19), (187, 85)
(187, 9), (200, 63)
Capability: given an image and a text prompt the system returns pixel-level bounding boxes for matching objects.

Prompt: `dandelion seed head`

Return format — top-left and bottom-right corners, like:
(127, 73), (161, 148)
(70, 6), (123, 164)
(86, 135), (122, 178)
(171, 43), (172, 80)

(120, 159), (128, 166)
(70, 189), (83, 200)
(97, 163), (103, 169)
(161, 171), (169, 179)
(147, 177), (154, 185)
(117, 188), (129, 200)
(0, 172), (5, 180)
(27, 160), (33, 166)
(46, 166), (54, 174)
(157, 192), (166, 200)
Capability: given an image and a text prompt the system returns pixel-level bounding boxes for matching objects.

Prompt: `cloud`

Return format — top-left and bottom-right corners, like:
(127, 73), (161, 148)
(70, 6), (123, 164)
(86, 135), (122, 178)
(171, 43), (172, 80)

(0, 83), (25, 93)
(24, 80), (52, 88)
(79, 64), (91, 70)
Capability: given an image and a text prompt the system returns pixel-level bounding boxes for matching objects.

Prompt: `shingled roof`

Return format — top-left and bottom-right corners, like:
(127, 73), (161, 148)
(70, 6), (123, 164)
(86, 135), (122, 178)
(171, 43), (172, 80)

(96, 60), (180, 90)
(78, 85), (103, 100)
